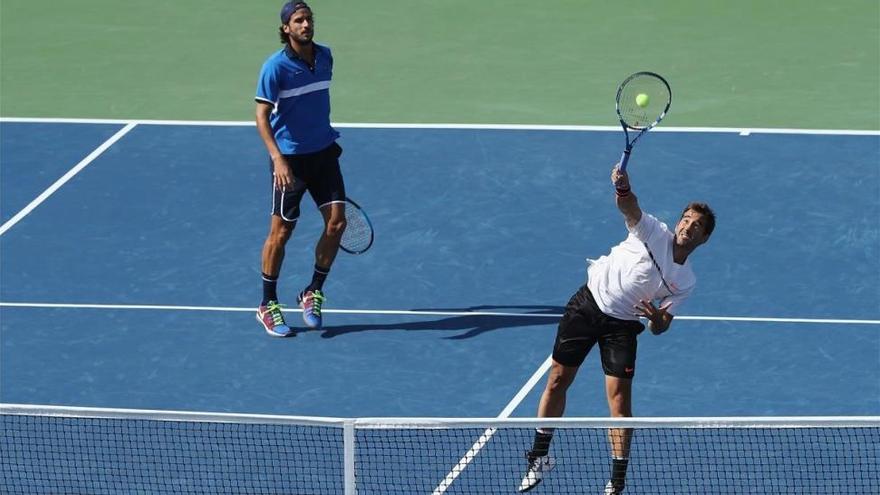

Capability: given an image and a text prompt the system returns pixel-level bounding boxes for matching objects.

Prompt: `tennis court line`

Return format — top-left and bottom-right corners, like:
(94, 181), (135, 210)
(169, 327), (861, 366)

(497, 355), (555, 418)
(2, 117), (879, 136)
(431, 355), (554, 494)
(0, 123), (138, 237)
(0, 302), (878, 325)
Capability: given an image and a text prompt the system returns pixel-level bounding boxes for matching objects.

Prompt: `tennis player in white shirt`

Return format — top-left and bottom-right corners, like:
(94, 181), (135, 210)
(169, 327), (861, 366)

(519, 164), (716, 494)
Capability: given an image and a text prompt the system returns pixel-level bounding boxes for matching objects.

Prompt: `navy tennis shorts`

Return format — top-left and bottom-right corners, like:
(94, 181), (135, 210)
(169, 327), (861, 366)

(270, 142), (346, 222)
(552, 285), (645, 379)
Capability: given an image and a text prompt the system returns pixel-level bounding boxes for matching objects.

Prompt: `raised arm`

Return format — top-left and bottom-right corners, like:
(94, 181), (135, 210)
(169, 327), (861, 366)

(611, 165), (642, 228)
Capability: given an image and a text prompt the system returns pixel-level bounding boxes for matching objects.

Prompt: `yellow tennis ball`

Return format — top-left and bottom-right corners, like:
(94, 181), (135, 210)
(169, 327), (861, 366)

(635, 93), (650, 108)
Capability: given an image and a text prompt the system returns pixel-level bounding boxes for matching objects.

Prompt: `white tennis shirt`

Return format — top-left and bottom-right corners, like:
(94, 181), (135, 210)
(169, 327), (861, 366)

(587, 213), (695, 321)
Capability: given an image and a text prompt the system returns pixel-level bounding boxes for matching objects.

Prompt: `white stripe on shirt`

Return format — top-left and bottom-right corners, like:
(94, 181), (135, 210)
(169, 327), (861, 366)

(278, 80), (331, 100)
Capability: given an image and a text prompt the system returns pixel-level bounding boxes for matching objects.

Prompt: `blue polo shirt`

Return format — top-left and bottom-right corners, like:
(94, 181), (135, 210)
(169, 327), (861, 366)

(255, 43), (340, 155)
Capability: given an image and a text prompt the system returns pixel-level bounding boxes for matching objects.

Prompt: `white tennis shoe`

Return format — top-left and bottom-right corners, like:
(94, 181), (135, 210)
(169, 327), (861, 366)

(517, 455), (555, 492)
(604, 480), (626, 494)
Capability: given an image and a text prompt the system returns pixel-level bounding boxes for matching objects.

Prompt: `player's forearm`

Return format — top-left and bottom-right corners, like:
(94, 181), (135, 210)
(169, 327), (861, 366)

(615, 189), (642, 228)
(611, 165), (642, 227)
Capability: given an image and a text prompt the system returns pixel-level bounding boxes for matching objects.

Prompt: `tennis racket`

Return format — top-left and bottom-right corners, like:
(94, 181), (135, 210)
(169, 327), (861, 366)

(340, 197), (374, 255)
(615, 71), (672, 172)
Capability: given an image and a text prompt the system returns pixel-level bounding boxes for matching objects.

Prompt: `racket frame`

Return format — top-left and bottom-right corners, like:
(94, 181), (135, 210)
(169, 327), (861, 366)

(615, 71), (672, 172)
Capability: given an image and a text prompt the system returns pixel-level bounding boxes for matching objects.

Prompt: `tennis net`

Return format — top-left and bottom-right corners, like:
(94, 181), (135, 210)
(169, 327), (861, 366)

(2, 404), (878, 494)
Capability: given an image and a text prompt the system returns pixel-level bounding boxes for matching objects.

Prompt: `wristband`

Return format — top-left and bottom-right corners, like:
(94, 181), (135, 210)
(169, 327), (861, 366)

(615, 186), (631, 197)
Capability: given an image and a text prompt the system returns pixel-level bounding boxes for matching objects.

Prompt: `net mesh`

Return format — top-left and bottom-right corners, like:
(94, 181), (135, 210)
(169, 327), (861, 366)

(2, 406), (878, 494)
(357, 425), (879, 494)
(1, 413), (343, 494)
(616, 73), (671, 129)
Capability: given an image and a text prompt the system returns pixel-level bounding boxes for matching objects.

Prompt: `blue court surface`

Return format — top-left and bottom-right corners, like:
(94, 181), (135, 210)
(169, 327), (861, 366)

(1, 120), (878, 421)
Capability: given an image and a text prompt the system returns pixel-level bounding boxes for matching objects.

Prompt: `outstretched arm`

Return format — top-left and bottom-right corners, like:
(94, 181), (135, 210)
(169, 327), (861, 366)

(611, 165), (642, 228)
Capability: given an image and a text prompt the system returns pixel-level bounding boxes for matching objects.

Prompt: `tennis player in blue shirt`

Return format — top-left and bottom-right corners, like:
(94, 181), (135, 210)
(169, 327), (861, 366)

(255, 1), (346, 337)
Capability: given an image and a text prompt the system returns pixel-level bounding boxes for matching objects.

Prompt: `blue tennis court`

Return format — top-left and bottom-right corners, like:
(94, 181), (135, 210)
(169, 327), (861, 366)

(2, 120), (878, 423)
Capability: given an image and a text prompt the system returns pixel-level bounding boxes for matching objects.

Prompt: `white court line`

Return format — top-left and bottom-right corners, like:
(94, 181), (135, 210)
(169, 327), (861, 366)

(0, 302), (878, 325)
(1, 117), (878, 136)
(0, 123), (138, 237)
(431, 355), (554, 494)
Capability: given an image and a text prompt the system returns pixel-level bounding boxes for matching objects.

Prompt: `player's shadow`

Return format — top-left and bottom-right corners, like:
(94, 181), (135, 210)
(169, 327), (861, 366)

(319, 305), (563, 339)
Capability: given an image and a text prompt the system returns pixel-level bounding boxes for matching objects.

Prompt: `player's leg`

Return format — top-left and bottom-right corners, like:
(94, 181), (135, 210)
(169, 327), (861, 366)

(603, 376), (633, 495)
(537, 360), (579, 418)
(258, 216), (298, 337)
(315, 200), (347, 273)
(599, 324), (640, 494)
(519, 286), (599, 492)
(519, 359), (578, 492)
(257, 158), (306, 338)
(532, 359), (579, 462)
(605, 375), (634, 452)
(520, 359), (578, 487)
(262, 215), (295, 285)
(298, 143), (346, 329)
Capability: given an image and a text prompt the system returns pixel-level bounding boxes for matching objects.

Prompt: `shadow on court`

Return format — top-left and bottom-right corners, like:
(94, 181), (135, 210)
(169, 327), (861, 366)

(319, 305), (563, 339)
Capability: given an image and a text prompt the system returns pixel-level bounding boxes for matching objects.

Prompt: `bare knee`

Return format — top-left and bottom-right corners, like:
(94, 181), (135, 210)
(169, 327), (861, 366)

(325, 218), (346, 237)
(546, 362), (576, 395)
(268, 220), (294, 245)
(607, 393), (631, 417)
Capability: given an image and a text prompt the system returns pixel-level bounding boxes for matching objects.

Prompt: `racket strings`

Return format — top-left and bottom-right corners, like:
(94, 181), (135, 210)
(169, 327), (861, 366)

(341, 205), (372, 253)
(617, 75), (671, 130)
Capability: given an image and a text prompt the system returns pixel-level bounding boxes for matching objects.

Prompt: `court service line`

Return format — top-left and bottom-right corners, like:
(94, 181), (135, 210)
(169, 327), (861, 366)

(0, 302), (878, 326)
(0, 123), (138, 237)
(2, 117), (879, 136)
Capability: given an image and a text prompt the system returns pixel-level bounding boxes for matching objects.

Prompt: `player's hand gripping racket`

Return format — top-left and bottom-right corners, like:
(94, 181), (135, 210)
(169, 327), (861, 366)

(615, 71), (672, 172)
(340, 197), (374, 255)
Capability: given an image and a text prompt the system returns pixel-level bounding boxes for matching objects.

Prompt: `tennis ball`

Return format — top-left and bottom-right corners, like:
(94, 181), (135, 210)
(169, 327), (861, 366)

(635, 93), (650, 108)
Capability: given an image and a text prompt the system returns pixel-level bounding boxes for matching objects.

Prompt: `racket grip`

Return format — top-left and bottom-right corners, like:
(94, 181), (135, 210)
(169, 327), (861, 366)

(618, 150), (631, 172)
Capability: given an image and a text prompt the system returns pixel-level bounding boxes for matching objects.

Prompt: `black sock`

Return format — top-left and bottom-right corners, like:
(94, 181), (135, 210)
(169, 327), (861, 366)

(611, 457), (629, 486)
(262, 273), (278, 305)
(528, 428), (554, 460)
(306, 265), (330, 292)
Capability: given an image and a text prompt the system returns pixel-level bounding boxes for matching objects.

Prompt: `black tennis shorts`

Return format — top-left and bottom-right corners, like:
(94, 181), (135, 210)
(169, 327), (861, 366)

(552, 285), (645, 379)
(270, 142), (346, 222)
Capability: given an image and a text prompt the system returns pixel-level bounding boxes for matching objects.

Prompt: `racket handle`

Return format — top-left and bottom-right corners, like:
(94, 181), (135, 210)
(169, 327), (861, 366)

(618, 149), (631, 172)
